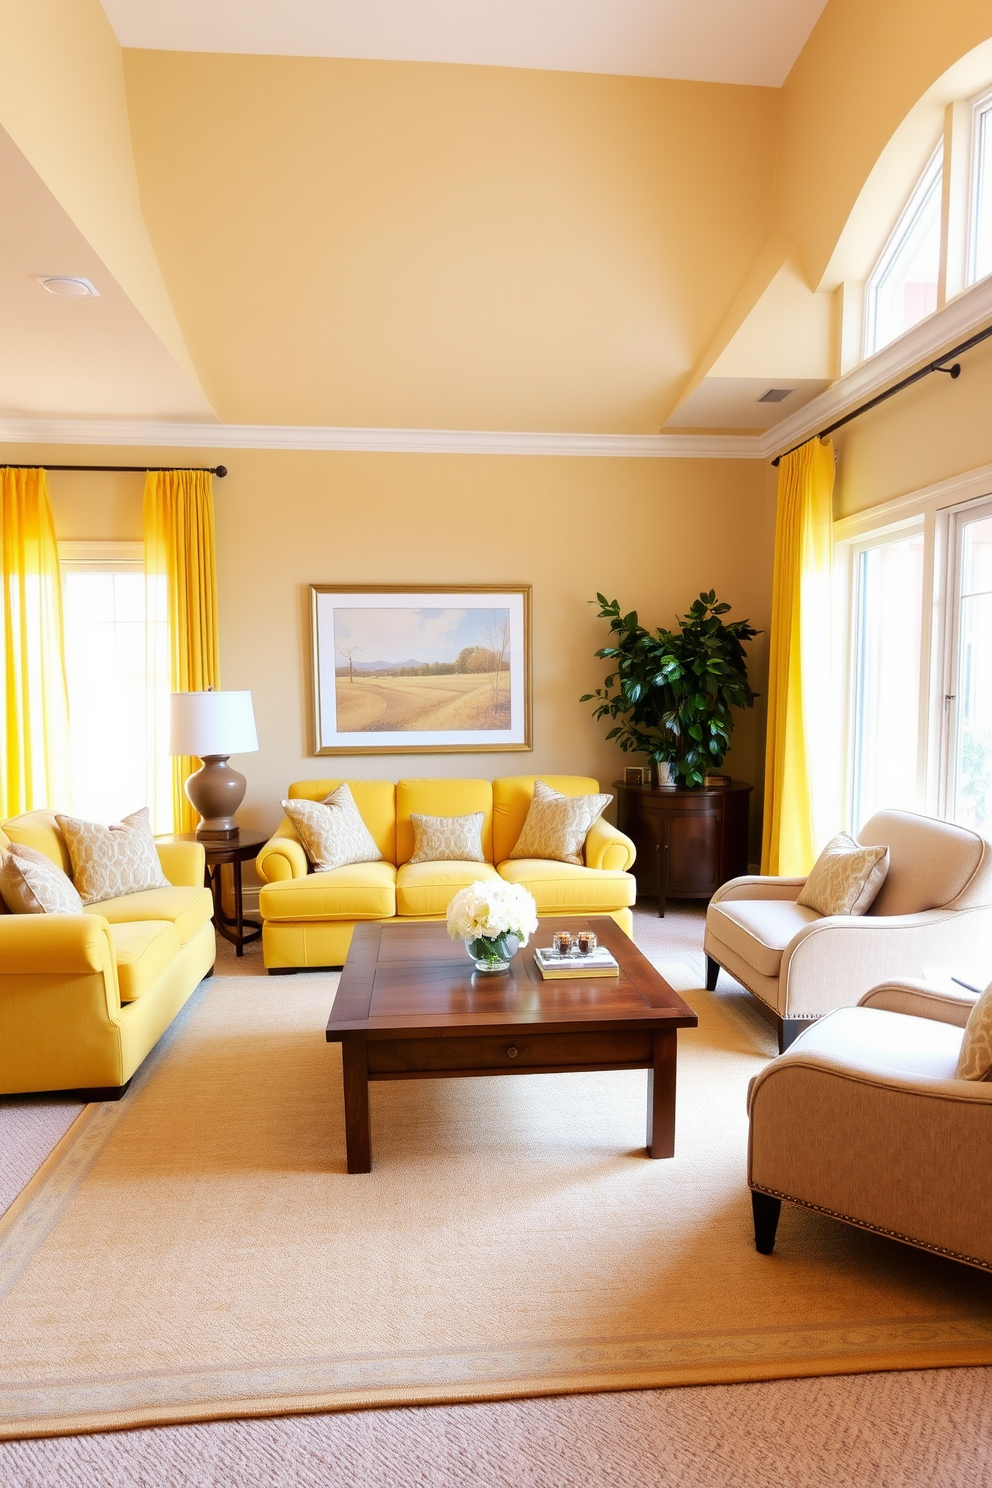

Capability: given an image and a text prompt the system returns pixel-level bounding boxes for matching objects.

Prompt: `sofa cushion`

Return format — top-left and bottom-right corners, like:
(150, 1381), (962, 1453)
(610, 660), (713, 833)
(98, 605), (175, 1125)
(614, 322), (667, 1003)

(396, 860), (500, 917)
(259, 862), (397, 923)
(287, 780), (396, 862)
(797, 832), (888, 916)
(497, 859), (636, 915)
(0, 843), (83, 915)
(109, 920), (181, 1002)
(85, 885), (214, 946)
(56, 807), (169, 904)
(507, 781), (612, 866)
(2, 809), (73, 873)
(708, 899), (821, 979)
(409, 813), (486, 865)
(396, 779), (494, 865)
(282, 785), (383, 872)
(492, 776), (602, 866)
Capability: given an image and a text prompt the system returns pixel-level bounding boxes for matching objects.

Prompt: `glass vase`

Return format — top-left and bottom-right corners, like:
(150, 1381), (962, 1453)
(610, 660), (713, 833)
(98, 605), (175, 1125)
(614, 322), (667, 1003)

(465, 932), (520, 973)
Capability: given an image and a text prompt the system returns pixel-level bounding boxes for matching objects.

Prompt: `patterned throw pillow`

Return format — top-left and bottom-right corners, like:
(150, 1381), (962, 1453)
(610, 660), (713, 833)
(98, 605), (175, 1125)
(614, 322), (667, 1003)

(0, 842), (84, 914)
(508, 780), (612, 867)
(282, 784), (383, 873)
(797, 831), (889, 917)
(55, 807), (169, 906)
(956, 982), (992, 1081)
(409, 812), (485, 864)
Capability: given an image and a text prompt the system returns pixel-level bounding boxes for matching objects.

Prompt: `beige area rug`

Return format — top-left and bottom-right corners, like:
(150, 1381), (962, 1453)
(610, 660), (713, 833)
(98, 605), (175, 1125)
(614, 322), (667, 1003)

(1, 964), (990, 1440)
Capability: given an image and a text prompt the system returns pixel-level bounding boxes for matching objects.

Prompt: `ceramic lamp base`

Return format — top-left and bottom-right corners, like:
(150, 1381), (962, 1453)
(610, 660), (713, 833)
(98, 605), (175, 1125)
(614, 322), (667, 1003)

(185, 755), (246, 839)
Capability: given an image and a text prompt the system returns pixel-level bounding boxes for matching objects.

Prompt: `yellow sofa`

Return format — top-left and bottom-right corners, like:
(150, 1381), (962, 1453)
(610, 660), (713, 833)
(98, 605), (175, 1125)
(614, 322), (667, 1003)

(0, 811), (216, 1098)
(257, 775), (637, 971)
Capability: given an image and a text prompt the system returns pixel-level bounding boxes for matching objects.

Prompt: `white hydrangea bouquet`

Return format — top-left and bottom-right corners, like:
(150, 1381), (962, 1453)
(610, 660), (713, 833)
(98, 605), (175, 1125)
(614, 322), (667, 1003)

(446, 879), (539, 974)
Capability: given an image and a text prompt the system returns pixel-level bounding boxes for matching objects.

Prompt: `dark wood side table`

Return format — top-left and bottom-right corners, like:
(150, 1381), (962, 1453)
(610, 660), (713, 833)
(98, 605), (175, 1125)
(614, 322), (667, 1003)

(157, 830), (266, 956)
(615, 781), (752, 917)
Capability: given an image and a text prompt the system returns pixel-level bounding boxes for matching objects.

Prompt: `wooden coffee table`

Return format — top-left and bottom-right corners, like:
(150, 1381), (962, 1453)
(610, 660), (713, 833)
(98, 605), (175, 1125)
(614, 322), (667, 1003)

(325, 916), (698, 1173)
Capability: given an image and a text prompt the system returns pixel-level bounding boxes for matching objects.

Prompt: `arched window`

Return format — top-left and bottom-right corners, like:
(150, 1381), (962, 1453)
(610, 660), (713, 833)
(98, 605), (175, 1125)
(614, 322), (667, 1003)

(969, 88), (992, 286)
(864, 148), (942, 358)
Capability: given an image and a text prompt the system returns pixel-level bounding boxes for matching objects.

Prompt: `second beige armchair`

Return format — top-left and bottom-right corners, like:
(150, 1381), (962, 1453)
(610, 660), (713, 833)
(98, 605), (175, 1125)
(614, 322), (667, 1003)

(704, 809), (992, 1051)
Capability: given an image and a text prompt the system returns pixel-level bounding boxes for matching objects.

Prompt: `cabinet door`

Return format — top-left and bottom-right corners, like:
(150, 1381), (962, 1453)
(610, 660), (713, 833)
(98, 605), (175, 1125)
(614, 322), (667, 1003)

(664, 810), (721, 897)
(623, 803), (662, 894)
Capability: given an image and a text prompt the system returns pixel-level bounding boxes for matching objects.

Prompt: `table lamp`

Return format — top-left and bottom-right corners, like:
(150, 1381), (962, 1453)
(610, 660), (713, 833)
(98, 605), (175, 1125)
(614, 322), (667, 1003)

(169, 690), (259, 840)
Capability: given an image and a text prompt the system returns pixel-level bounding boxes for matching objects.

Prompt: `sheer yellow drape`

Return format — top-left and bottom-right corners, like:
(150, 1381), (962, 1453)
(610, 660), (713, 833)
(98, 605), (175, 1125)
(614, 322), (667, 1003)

(143, 470), (220, 834)
(760, 437), (836, 876)
(0, 467), (70, 820)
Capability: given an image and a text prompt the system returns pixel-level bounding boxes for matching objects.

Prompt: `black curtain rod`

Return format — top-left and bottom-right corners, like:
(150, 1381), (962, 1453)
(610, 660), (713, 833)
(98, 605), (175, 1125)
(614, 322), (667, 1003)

(771, 319), (992, 467)
(1, 462), (228, 477)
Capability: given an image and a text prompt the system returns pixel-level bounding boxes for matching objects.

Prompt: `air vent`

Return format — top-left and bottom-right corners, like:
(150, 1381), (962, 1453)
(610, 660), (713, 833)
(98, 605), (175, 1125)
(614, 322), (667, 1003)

(757, 387), (793, 403)
(34, 275), (100, 297)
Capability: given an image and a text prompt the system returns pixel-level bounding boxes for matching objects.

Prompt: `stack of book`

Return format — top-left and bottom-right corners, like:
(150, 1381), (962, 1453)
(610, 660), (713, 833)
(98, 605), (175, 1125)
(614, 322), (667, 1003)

(533, 946), (620, 979)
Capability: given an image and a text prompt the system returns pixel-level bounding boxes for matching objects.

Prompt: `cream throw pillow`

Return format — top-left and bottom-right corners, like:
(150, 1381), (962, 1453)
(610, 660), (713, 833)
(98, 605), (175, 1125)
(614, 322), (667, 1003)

(956, 982), (992, 1081)
(409, 812), (485, 864)
(508, 780), (612, 867)
(0, 842), (83, 914)
(282, 784), (383, 873)
(797, 831), (889, 917)
(55, 807), (169, 905)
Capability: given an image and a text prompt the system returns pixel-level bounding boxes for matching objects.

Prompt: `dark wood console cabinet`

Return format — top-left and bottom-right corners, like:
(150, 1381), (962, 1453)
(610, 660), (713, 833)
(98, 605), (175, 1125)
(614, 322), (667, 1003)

(615, 781), (752, 917)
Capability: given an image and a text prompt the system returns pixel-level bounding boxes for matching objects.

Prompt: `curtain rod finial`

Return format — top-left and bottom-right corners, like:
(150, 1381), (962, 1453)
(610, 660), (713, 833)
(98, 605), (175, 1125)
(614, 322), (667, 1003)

(214, 465), (228, 478)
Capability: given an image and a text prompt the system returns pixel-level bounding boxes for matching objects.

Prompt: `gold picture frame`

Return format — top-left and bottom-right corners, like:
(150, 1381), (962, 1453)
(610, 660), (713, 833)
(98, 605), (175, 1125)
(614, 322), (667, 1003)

(310, 584), (532, 755)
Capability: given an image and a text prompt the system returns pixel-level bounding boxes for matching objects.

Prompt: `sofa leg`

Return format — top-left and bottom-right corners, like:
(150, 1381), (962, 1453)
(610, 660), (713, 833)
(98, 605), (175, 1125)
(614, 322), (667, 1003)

(705, 955), (720, 991)
(778, 1017), (815, 1053)
(77, 1078), (133, 1103)
(202, 963), (215, 979)
(751, 1190), (782, 1254)
(268, 967), (299, 976)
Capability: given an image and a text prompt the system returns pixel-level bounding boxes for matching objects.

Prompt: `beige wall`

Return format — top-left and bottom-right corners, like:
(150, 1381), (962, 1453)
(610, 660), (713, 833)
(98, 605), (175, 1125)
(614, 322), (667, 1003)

(38, 446), (772, 849)
(833, 336), (992, 517)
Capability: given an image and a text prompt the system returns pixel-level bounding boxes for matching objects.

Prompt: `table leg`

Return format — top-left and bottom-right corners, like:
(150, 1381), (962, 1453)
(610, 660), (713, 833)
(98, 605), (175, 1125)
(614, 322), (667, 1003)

(341, 1040), (372, 1173)
(646, 1029), (677, 1158)
(232, 861), (245, 956)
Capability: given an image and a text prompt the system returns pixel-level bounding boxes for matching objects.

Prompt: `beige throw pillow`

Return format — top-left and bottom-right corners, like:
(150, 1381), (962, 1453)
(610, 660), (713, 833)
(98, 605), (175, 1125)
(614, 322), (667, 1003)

(282, 784), (383, 873)
(55, 807), (169, 906)
(797, 831), (889, 917)
(0, 842), (83, 914)
(508, 780), (612, 867)
(956, 982), (992, 1081)
(409, 812), (485, 864)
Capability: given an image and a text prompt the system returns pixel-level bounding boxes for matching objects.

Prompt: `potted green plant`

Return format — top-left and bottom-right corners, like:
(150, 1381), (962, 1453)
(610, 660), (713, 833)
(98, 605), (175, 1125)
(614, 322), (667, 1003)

(581, 592), (758, 787)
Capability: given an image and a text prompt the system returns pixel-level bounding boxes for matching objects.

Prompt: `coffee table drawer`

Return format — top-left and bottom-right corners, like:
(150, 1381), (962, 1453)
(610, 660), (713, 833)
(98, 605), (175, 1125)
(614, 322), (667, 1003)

(367, 1030), (654, 1074)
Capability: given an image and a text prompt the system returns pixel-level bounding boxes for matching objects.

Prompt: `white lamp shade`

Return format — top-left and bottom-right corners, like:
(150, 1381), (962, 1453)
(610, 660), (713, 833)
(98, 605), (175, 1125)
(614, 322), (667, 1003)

(169, 691), (258, 757)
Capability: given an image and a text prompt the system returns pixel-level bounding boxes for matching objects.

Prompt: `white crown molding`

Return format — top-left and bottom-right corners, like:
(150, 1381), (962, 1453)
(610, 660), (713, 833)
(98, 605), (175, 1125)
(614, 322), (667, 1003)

(0, 418), (761, 460)
(758, 273), (992, 461)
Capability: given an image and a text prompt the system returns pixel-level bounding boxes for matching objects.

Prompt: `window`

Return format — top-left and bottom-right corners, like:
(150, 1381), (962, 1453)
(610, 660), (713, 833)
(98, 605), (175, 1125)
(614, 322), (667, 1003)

(864, 150), (942, 357)
(849, 527), (925, 827)
(59, 543), (170, 829)
(969, 89), (992, 285)
(944, 503), (992, 830)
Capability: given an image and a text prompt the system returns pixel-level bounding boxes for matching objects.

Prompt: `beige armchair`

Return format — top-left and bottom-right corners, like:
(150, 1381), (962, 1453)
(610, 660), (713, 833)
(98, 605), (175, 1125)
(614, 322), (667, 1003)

(747, 979), (992, 1273)
(704, 809), (992, 1052)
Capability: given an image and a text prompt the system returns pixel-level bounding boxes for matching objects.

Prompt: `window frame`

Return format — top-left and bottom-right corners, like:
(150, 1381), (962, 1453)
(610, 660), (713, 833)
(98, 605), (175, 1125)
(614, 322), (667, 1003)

(967, 86), (992, 287)
(863, 145), (943, 359)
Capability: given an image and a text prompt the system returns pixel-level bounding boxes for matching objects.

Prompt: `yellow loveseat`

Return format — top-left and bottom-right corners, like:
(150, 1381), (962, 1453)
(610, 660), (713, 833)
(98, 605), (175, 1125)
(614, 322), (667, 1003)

(257, 775), (637, 971)
(0, 811), (216, 1099)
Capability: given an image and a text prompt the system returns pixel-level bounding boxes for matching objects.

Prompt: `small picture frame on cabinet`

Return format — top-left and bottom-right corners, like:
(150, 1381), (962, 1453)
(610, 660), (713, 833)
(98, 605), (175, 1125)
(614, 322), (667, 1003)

(624, 766), (645, 785)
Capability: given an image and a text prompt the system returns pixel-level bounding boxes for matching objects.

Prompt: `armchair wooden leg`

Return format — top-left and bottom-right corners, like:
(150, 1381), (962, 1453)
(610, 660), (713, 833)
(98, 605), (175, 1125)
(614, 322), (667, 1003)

(778, 1017), (815, 1053)
(751, 1190), (782, 1254)
(705, 955), (720, 991)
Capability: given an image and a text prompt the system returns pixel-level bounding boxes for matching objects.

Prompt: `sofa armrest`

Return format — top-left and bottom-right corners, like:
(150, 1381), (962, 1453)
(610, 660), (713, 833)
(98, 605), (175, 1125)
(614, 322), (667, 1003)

(710, 875), (805, 906)
(858, 978), (978, 1028)
(585, 817), (636, 871)
(155, 840), (206, 888)
(0, 912), (118, 987)
(256, 829), (309, 883)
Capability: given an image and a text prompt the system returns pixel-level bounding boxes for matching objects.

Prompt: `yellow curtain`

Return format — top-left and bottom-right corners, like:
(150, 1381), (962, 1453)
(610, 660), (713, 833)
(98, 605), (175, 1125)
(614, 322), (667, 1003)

(1, 467), (70, 820)
(144, 470), (220, 834)
(760, 437), (836, 876)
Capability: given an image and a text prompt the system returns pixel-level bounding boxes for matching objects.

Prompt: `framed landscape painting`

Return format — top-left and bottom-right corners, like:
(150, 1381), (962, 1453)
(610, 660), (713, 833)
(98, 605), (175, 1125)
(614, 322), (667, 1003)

(310, 585), (532, 754)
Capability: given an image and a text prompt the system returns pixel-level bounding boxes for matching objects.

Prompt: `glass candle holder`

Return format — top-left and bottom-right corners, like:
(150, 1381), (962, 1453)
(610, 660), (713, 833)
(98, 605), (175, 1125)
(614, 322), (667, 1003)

(552, 931), (573, 958)
(577, 932), (598, 956)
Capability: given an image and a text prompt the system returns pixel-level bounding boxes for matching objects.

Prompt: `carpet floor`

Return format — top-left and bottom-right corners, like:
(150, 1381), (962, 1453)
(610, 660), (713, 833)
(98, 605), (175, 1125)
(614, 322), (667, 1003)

(2, 905), (990, 1483)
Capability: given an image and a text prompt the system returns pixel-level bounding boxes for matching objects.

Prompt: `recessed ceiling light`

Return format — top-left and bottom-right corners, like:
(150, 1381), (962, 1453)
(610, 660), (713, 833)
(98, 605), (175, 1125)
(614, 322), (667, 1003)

(757, 387), (793, 403)
(34, 275), (100, 297)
